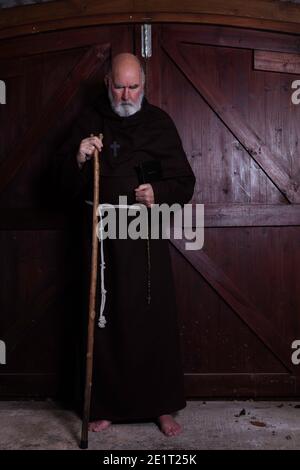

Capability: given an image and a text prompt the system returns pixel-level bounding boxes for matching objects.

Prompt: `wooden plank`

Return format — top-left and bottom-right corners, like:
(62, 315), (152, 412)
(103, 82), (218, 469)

(0, 43), (110, 193)
(2, 0), (300, 39)
(1, 252), (74, 373)
(1, 205), (299, 230)
(254, 50), (300, 75)
(163, 39), (300, 203)
(174, 204), (300, 228)
(0, 58), (23, 77)
(0, 373), (60, 398)
(202, 203), (300, 227)
(162, 25), (300, 55)
(171, 237), (296, 374)
(0, 210), (68, 230)
(0, 228), (80, 398)
(0, 204), (300, 230)
(2, 372), (296, 398)
(2, 282), (66, 356)
(137, 0), (300, 24)
(185, 373), (297, 397)
(1, 14), (300, 41)
(0, 25), (124, 60)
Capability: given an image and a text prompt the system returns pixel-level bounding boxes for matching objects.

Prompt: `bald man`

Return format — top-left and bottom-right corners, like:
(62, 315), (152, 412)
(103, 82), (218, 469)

(53, 53), (195, 437)
(77, 54), (153, 209)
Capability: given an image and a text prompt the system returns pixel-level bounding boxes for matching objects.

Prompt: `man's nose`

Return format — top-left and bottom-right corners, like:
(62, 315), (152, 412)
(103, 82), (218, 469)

(122, 87), (129, 101)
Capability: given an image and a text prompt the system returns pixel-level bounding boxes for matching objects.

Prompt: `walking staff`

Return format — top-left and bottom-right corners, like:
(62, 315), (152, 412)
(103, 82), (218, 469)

(80, 133), (103, 449)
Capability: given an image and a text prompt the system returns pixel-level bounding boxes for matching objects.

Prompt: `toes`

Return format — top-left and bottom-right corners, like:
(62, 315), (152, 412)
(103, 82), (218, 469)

(89, 423), (100, 432)
(162, 425), (177, 436)
(88, 420), (111, 432)
(163, 424), (181, 437)
(88, 423), (96, 432)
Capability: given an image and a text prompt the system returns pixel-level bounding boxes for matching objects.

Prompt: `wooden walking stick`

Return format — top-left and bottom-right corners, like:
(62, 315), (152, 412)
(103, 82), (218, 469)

(80, 133), (103, 450)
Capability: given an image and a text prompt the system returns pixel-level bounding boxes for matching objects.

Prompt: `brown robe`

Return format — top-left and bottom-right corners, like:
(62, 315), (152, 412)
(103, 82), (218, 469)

(53, 93), (195, 421)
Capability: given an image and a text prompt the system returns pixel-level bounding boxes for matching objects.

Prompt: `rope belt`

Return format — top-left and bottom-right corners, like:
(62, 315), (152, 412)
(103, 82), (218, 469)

(85, 201), (149, 328)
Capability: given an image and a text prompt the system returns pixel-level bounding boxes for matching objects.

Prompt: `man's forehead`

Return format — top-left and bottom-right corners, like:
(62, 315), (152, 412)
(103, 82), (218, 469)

(111, 74), (141, 87)
(112, 67), (140, 77)
(112, 60), (141, 74)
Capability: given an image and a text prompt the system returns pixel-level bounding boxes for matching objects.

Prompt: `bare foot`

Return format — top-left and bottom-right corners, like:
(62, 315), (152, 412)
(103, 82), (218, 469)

(88, 420), (112, 432)
(158, 414), (182, 436)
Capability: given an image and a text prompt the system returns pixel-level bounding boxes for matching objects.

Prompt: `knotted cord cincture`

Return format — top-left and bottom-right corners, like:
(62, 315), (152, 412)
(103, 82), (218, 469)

(86, 202), (149, 328)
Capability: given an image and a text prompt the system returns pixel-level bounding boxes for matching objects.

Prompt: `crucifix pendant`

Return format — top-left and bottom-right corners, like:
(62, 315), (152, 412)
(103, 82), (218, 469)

(110, 141), (120, 157)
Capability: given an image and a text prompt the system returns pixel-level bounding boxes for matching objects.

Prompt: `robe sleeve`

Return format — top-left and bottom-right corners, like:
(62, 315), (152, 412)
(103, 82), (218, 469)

(151, 175), (195, 206)
(147, 111), (196, 206)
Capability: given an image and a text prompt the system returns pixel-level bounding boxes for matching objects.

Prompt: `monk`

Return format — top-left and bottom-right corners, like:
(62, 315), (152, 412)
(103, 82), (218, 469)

(53, 53), (195, 437)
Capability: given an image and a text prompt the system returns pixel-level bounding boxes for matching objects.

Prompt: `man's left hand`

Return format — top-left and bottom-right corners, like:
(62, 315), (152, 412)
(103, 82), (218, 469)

(134, 184), (154, 207)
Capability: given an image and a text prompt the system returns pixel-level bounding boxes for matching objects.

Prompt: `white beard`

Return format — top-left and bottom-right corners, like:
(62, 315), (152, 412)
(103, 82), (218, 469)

(108, 87), (144, 117)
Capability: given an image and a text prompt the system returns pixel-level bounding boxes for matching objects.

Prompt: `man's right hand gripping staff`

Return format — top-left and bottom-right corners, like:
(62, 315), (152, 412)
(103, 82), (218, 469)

(77, 136), (103, 169)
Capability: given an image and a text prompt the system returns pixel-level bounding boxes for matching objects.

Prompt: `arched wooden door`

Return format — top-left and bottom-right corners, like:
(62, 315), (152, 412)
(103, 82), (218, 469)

(1, 22), (300, 398)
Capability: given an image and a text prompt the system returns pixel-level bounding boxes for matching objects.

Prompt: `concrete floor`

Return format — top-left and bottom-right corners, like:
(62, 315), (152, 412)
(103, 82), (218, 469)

(1, 400), (300, 450)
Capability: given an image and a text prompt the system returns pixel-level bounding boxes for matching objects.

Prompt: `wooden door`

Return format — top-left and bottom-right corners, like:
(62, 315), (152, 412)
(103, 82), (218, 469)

(1, 22), (300, 399)
(138, 24), (300, 397)
(0, 25), (133, 397)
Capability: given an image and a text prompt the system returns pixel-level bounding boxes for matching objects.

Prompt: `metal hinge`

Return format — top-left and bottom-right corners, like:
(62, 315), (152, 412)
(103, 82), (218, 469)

(141, 24), (152, 59)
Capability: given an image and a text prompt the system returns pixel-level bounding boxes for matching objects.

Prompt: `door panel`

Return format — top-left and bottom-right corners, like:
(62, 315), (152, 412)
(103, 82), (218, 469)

(0, 25), (133, 397)
(142, 24), (300, 397)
